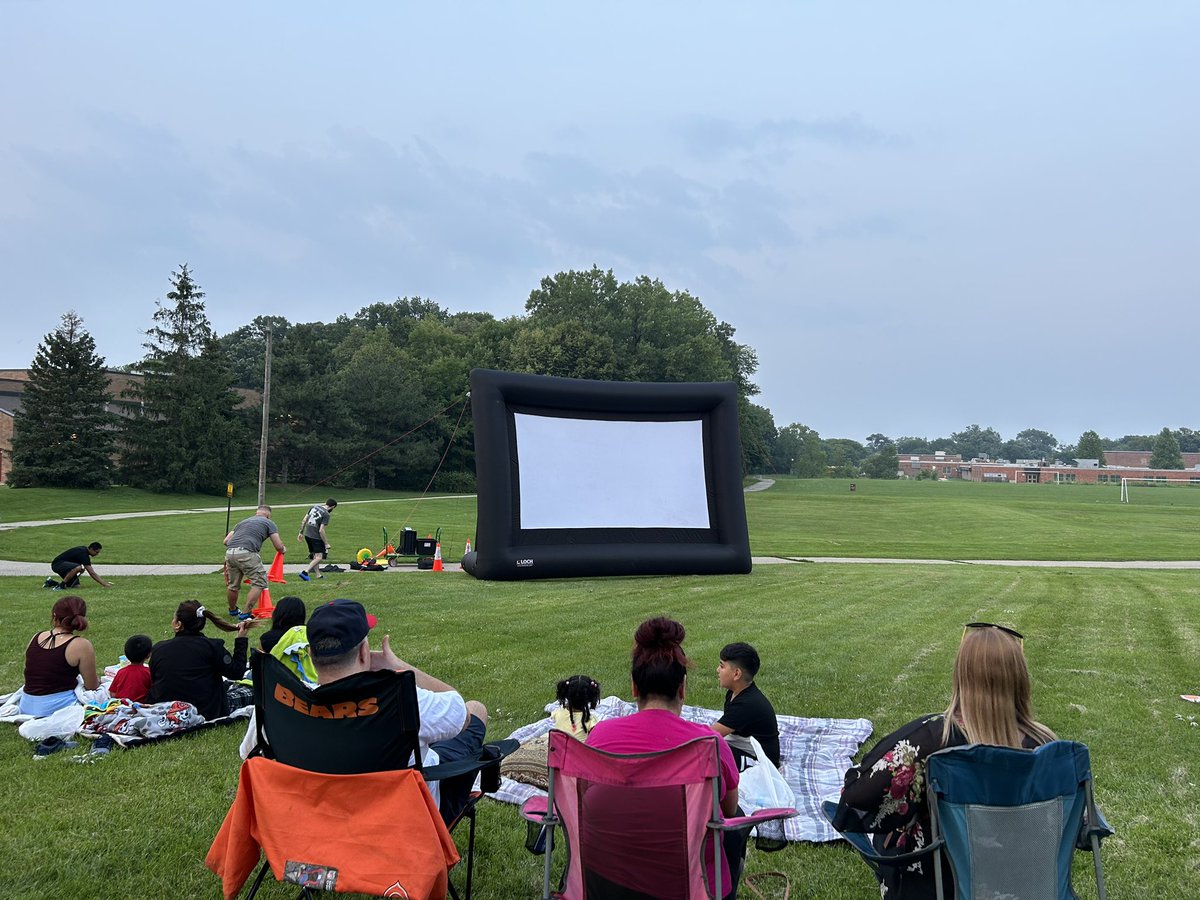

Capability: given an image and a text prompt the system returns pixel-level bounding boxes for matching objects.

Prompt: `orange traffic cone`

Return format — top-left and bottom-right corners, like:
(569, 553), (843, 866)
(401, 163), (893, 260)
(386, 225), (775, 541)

(252, 587), (275, 619)
(432, 542), (444, 572)
(267, 552), (287, 584)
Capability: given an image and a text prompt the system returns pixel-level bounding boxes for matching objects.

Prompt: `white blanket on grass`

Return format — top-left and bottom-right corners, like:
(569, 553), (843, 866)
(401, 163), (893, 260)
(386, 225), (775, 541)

(491, 696), (873, 844)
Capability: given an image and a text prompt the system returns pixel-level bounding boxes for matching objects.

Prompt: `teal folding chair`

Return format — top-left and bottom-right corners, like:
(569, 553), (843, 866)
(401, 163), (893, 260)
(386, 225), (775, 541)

(824, 740), (1112, 900)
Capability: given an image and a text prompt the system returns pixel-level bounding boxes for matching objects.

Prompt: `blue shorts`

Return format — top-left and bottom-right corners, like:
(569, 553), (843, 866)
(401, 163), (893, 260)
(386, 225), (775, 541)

(430, 714), (487, 824)
(19, 689), (78, 718)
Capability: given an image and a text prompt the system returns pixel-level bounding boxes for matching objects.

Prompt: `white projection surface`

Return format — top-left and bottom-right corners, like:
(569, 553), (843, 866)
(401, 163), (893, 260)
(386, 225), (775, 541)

(514, 414), (711, 529)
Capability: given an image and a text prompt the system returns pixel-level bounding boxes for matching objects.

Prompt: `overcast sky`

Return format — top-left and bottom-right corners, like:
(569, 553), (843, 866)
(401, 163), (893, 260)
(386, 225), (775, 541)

(2, 3), (1196, 445)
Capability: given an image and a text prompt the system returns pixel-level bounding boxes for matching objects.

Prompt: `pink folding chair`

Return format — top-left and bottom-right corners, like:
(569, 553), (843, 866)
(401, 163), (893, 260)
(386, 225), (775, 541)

(520, 730), (795, 899)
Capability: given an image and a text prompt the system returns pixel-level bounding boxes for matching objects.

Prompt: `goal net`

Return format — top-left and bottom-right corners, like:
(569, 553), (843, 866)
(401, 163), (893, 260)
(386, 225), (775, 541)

(1119, 475), (1200, 503)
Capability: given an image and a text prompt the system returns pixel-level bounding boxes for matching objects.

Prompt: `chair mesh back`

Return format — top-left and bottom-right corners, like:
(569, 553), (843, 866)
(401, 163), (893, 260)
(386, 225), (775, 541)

(948, 798), (1065, 900)
(929, 741), (1092, 900)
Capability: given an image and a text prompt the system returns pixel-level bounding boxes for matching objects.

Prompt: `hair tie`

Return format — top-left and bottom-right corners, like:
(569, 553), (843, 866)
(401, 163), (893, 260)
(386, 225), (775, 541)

(195, 605), (206, 620)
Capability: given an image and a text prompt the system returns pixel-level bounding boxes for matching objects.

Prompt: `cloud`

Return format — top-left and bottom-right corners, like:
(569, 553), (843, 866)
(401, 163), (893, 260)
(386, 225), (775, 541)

(677, 113), (909, 164)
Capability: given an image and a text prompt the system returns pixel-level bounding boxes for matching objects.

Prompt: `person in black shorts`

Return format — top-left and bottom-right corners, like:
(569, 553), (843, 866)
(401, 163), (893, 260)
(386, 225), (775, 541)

(46, 542), (112, 590)
(297, 499), (336, 581)
(712, 642), (781, 769)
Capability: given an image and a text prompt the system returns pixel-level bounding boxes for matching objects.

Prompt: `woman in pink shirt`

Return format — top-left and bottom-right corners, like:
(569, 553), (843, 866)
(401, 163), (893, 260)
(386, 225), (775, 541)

(588, 617), (743, 898)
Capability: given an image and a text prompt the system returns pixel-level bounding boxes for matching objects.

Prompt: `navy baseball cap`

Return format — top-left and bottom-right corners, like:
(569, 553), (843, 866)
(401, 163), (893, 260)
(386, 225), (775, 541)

(307, 599), (378, 658)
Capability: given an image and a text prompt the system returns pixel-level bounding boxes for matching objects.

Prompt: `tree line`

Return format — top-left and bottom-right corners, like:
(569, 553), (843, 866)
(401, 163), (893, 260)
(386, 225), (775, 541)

(9, 265), (763, 493)
(11, 264), (1194, 493)
(765, 423), (1193, 479)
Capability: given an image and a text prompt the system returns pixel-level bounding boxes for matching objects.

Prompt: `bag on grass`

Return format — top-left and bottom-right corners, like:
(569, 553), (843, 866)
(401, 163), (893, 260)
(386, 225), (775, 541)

(737, 736), (795, 815)
(19, 703), (84, 742)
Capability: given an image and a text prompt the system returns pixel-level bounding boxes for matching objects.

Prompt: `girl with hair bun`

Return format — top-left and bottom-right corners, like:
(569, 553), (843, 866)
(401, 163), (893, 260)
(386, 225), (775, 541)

(148, 600), (253, 720)
(19, 595), (99, 716)
(587, 617), (745, 898)
(832, 624), (1058, 900)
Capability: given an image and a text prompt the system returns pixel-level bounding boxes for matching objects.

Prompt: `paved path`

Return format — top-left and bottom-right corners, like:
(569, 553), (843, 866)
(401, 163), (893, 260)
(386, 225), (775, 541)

(0, 495), (474, 532)
(4, 485), (1198, 575)
(3, 555), (1198, 577)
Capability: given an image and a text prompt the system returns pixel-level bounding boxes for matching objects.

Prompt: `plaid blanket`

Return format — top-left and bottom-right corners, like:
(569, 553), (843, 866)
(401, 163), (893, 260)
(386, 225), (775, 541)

(490, 696), (872, 843)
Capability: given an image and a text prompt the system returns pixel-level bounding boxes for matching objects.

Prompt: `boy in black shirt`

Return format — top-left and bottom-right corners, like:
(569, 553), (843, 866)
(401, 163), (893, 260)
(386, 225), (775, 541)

(712, 642), (781, 769)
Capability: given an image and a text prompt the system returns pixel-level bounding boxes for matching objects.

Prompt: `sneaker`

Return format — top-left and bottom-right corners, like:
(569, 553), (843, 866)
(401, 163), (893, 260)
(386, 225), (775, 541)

(299, 571), (311, 582)
(234, 609), (255, 622)
(43, 577), (57, 589)
(90, 735), (115, 757)
(51, 584), (65, 591)
(33, 737), (78, 759)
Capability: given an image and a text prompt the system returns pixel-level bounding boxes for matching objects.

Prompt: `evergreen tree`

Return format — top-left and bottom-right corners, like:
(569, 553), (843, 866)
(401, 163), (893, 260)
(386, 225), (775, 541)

(1150, 427), (1184, 469)
(10, 312), (116, 488)
(121, 265), (247, 494)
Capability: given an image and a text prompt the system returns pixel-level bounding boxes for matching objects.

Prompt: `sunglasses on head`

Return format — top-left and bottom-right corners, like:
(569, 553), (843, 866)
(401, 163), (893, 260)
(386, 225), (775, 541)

(962, 622), (1024, 645)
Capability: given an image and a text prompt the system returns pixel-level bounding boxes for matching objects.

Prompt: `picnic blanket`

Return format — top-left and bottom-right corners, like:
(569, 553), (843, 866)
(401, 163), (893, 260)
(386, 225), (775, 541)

(491, 696), (873, 843)
(1, 676), (253, 748)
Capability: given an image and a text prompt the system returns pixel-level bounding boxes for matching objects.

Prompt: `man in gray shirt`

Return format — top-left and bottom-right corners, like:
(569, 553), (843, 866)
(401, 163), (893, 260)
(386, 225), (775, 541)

(224, 505), (287, 620)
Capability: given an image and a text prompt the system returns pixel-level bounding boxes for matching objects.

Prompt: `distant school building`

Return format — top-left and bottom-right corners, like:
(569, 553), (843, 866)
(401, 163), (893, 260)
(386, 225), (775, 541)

(897, 450), (1200, 486)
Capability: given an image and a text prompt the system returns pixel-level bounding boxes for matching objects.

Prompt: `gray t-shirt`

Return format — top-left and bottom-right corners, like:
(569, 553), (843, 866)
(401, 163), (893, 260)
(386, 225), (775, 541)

(227, 516), (279, 553)
(302, 504), (331, 540)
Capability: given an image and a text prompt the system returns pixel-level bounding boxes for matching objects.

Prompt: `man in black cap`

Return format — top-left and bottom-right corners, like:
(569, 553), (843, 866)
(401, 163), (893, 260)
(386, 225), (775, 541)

(305, 598), (490, 823)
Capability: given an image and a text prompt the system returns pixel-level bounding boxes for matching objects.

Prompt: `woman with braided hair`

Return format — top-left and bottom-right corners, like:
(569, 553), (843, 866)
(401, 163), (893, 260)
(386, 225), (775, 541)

(148, 600), (253, 720)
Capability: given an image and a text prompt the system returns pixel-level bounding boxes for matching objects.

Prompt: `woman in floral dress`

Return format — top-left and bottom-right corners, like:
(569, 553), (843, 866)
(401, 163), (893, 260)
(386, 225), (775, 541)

(831, 624), (1057, 899)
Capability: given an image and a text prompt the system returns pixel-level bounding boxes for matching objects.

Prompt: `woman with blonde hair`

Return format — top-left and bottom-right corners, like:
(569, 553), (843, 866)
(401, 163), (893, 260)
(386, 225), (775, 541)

(832, 623), (1056, 900)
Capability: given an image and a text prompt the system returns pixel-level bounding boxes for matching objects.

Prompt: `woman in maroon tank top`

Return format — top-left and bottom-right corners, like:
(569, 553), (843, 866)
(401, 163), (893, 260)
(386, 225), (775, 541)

(20, 595), (99, 717)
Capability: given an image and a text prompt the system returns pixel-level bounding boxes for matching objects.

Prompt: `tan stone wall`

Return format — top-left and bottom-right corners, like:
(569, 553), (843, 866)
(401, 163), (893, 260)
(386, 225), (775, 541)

(0, 412), (12, 484)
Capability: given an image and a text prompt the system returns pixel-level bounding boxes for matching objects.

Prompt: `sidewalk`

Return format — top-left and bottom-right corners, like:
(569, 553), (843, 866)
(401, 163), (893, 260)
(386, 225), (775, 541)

(3, 556), (1198, 577)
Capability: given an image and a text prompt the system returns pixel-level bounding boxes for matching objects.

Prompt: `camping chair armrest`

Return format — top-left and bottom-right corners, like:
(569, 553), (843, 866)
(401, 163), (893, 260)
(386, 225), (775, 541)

(820, 800), (943, 867)
(1076, 804), (1115, 850)
(716, 807), (797, 831)
(520, 796), (550, 823)
(422, 738), (520, 784)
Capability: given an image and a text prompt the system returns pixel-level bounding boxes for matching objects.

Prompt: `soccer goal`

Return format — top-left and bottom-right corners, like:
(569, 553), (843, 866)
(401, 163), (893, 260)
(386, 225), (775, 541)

(1119, 475), (1200, 503)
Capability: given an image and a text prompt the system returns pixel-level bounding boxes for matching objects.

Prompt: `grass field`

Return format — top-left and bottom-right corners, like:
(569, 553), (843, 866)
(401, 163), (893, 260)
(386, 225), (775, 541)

(3, 481), (1199, 898)
(5, 476), (1200, 564)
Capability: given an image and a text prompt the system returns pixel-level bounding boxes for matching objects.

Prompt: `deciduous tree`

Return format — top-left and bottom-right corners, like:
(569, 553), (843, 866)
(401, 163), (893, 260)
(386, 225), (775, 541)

(777, 423), (825, 477)
(862, 442), (900, 479)
(950, 424), (1003, 461)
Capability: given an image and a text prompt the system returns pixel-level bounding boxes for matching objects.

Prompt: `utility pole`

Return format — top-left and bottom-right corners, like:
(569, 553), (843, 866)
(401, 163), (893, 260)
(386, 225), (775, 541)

(257, 327), (273, 507)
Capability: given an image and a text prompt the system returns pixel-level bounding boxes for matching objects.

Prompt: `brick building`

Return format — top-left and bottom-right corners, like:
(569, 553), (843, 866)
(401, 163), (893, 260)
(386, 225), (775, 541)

(962, 460), (1200, 485)
(897, 451), (966, 479)
(1099, 449), (1200, 469)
